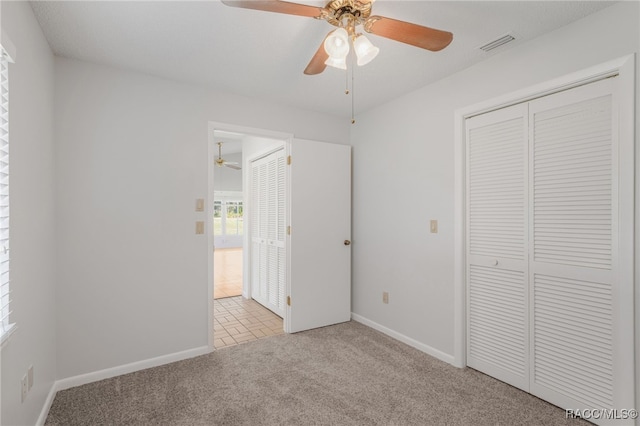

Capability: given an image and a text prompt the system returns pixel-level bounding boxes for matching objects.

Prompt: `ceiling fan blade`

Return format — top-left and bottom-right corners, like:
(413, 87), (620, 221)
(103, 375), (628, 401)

(304, 34), (330, 75)
(364, 16), (453, 52)
(221, 0), (324, 18)
(225, 163), (242, 170)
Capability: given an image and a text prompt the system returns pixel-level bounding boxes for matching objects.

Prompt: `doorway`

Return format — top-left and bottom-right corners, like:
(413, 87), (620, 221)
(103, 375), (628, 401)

(207, 122), (353, 351)
(209, 126), (290, 350)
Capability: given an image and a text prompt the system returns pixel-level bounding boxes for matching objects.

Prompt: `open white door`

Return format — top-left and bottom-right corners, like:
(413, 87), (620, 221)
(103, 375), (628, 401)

(286, 139), (351, 333)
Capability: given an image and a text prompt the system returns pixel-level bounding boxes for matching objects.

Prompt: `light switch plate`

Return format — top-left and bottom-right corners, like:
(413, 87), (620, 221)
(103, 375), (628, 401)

(430, 220), (438, 233)
(195, 198), (204, 212)
(195, 221), (205, 234)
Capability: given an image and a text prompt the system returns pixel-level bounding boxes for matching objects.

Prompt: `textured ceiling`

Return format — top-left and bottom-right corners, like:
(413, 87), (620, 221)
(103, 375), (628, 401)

(31, 1), (616, 119)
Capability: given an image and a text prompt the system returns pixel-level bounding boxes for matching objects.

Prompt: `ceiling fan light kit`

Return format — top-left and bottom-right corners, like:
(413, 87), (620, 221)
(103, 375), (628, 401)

(324, 55), (348, 70)
(221, 0), (453, 122)
(353, 34), (379, 66)
(324, 28), (350, 60)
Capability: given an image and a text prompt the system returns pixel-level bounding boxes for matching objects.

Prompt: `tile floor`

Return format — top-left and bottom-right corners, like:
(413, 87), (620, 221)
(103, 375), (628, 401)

(213, 296), (284, 349)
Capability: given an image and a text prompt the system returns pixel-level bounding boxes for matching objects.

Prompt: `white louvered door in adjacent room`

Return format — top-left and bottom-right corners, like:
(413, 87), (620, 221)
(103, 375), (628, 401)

(466, 76), (634, 423)
(250, 148), (286, 317)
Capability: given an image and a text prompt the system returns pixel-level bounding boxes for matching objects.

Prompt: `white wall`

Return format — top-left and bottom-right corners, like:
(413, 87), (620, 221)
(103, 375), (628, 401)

(0, 2), (56, 425)
(213, 152), (242, 192)
(351, 1), (639, 360)
(54, 57), (349, 380)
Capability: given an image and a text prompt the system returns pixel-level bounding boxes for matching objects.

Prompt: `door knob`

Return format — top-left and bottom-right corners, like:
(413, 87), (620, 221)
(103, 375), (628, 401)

(344, 240), (351, 246)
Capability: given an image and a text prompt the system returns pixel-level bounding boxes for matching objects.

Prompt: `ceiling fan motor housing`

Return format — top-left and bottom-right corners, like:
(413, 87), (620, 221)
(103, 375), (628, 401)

(322, 0), (372, 28)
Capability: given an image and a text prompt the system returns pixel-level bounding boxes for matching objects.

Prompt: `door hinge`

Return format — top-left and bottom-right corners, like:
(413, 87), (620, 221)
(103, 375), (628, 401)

(287, 226), (291, 235)
(287, 155), (292, 165)
(287, 296), (291, 306)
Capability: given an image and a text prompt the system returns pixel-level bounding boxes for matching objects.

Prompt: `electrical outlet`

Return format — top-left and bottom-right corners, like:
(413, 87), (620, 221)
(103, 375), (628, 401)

(430, 220), (438, 233)
(28, 365), (34, 390)
(195, 198), (204, 212)
(382, 292), (389, 304)
(21, 374), (27, 403)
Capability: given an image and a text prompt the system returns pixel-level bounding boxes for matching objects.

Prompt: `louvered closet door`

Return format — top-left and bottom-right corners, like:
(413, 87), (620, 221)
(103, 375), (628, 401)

(249, 148), (286, 317)
(250, 157), (268, 302)
(528, 77), (633, 415)
(466, 103), (530, 391)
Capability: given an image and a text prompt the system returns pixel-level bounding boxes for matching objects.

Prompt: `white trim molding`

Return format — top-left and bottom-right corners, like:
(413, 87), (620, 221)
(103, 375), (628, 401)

(351, 313), (455, 365)
(37, 345), (210, 424)
(36, 384), (58, 426)
(0, 29), (16, 63)
(55, 346), (210, 391)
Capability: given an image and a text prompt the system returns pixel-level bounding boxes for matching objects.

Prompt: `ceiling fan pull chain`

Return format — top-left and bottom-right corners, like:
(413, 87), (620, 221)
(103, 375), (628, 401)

(345, 66), (349, 95)
(351, 53), (356, 124)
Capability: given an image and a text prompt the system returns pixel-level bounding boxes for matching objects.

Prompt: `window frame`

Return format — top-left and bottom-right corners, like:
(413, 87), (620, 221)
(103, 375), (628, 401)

(0, 39), (15, 347)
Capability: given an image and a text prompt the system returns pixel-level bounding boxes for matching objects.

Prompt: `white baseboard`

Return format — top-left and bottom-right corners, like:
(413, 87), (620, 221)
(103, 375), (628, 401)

(351, 313), (456, 365)
(37, 322), (453, 422)
(36, 382), (58, 426)
(36, 345), (212, 423)
(36, 345), (211, 423)
(56, 345), (211, 392)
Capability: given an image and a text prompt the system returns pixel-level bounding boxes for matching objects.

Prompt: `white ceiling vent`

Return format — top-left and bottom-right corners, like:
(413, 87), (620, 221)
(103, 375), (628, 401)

(479, 34), (515, 52)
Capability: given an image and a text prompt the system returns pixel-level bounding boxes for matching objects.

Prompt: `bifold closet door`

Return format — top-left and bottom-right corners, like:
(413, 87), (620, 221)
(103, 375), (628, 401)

(528, 77), (634, 415)
(466, 103), (529, 391)
(250, 149), (286, 317)
(467, 76), (634, 422)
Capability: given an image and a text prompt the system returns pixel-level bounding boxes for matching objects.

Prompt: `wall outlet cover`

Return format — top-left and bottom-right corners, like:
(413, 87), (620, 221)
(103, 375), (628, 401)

(21, 375), (28, 403)
(27, 365), (34, 390)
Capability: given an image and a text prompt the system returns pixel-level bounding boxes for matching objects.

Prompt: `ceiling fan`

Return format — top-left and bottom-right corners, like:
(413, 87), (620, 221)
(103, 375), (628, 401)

(221, 0), (453, 75)
(215, 142), (242, 170)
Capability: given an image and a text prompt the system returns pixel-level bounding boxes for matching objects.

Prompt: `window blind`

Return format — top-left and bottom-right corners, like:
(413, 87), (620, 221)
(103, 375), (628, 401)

(0, 47), (12, 342)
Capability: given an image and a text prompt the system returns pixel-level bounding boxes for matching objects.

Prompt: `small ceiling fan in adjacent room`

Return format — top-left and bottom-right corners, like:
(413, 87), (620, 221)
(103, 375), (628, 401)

(215, 142), (241, 170)
(221, 0), (453, 75)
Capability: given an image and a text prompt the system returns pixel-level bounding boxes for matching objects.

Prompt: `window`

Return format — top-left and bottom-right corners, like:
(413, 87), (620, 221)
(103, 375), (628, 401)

(226, 201), (243, 235)
(0, 44), (14, 344)
(213, 200), (243, 236)
(213, 201), (222, 235)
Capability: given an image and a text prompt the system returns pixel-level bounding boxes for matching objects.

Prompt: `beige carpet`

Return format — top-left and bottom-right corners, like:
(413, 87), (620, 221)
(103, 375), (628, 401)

(45, 321), (588, 425)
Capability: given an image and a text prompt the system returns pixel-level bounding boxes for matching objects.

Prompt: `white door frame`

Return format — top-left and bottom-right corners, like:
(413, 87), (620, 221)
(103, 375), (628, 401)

(207, 121), (293, 351)
(453, 54), (636, 410)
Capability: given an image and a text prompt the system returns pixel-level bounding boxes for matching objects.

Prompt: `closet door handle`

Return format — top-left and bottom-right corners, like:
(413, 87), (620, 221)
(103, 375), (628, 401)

(493, 260), (499, 266)
(344, 240), (351, 246)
